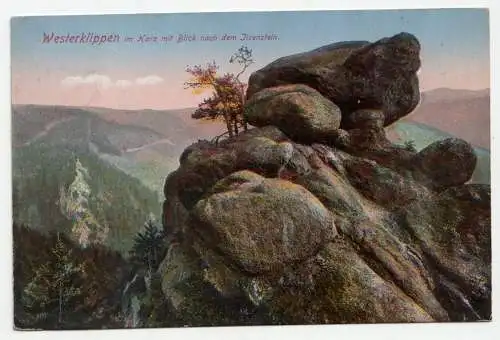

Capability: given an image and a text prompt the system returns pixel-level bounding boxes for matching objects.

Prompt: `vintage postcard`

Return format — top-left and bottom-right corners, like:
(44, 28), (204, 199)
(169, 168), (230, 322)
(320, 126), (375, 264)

(11, 8), (491, 330)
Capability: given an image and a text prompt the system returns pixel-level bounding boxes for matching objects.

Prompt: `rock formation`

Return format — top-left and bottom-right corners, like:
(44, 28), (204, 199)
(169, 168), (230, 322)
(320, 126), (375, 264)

(157, 32), (491, 326)
(246, 32), (421, 127)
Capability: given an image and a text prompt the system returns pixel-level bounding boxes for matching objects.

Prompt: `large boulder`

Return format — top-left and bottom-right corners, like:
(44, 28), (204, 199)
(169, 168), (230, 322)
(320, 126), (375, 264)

(246, 41), (369, 98)
(246, 32), (421, 127)
(190, 171), (338, 275)
(244, 84), (342, 143)
(412, 138), (477, 190)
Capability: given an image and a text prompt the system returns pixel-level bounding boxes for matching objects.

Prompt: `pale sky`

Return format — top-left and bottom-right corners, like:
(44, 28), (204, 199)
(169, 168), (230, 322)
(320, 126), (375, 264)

(11, 8), (490, 110)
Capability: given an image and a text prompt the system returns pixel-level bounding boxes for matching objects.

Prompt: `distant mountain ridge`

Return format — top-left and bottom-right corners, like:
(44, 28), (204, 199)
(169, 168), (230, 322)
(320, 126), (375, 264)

(12, 86), (490, 198)
(419, 87), (489, 104)
(12, 104), (163, 254)
(403, 87), (490, 149)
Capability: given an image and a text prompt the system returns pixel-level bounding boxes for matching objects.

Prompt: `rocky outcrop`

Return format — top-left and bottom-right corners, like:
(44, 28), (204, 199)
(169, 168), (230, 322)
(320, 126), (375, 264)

(246, 32), (421, 127)
(155, 32), (490, 326)
(244, 84), (342, 143)
(412, 138), (477, 190)
(191, 171), (337, 275)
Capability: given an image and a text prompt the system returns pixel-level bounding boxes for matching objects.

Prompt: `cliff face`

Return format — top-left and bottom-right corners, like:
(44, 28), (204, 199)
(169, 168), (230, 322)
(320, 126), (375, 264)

(158, 32), (491, 326)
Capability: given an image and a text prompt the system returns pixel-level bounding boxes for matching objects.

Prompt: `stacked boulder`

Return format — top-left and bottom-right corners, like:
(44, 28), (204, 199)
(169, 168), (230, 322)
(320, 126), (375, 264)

(157, 32), (490, 326)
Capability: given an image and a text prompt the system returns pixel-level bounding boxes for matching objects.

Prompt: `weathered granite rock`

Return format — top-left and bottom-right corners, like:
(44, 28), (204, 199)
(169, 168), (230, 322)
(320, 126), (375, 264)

(244, 84), (342, 143)
(412, 138), (477, 190)
(155, 33), (489, 327)
(158, 126), (489, 325)
(246, 32), (421, 127)
(191, 171), (337, 275)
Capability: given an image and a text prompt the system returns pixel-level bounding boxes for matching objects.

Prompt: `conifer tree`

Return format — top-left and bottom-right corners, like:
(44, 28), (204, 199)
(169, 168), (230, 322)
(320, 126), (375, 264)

(403, 139), (418, 152)
(130, 220), (165, 273)
(58, 157), (108, 248)
(22, 233), (85, 328)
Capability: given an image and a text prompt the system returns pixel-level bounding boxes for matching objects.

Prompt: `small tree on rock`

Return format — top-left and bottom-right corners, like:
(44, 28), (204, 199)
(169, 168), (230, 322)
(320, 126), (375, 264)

(229, 45), (255, 131)
(185, 45), (254, 138)
(403, 139), (418, 152)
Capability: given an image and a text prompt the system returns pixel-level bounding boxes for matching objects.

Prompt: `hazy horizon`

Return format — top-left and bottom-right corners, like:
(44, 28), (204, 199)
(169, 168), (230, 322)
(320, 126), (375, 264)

(11, 86), (490, 112)
(11, 9), (490, 110)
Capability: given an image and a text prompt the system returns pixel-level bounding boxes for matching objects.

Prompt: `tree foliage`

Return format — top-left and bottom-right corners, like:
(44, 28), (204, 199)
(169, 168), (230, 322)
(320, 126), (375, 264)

(20, 232), (85, 328)
(403, 139), (418, 152)
(13, 223), (130, 330)
(13, 144), (161, 256)
(185, 45), (255, 138)
(129, 219), (166, 273)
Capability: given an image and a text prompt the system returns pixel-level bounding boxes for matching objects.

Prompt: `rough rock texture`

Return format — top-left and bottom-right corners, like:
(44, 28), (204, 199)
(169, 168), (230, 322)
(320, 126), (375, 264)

(191, 171), (337, 275)
(155, 33), (490, 326)
(244, 84), (342, 143)
(412, 138), (477, 190)
(246, 32), (421, 127)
